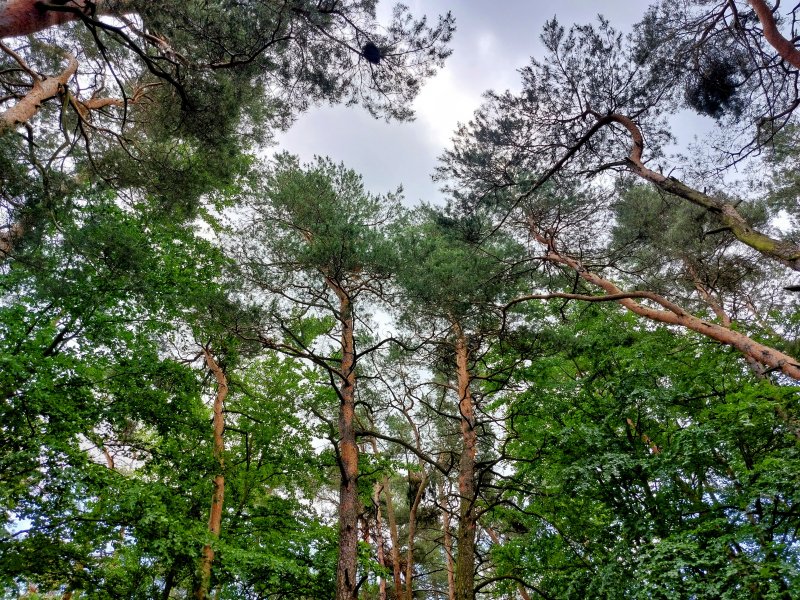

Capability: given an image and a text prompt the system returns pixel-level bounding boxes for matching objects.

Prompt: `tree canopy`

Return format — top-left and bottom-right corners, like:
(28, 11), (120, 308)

(2, 2), (799, 600)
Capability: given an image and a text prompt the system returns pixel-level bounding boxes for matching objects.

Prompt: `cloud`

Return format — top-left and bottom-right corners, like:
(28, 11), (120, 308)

(413, 66), (482, 149)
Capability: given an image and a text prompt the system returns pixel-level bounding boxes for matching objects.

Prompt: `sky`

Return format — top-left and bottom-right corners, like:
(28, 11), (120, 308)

(274, 1), (649, 206)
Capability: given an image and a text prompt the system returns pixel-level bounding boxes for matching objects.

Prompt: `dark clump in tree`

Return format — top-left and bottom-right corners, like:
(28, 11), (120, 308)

(684, 50), (746, 119)
(362, 41), (382, 64)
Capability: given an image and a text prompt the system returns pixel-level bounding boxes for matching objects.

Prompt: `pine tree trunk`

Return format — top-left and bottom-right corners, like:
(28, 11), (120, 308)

(195, 349), (228, 600)
(335, 292), (360, 600)
(437, 477), (456, 600)
(0, 0), (131, 38)
(373, 483), (388, 600)
(453, 328), (477, 600)
(383, 476), (403, 599)
(405, 470), (427, 600)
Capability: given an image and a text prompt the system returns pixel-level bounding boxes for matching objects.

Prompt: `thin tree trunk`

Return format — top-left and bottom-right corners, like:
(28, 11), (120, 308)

(453, 326), (477, 600)
(405, 470), (427, 600)
(195, 348), (228, 600)
(333, 290), (360, 600)
(370, 435), (403, 600)
(373, 483), (388, 600)
(383, 475), (403, 599)
(437, 476), (456, 600)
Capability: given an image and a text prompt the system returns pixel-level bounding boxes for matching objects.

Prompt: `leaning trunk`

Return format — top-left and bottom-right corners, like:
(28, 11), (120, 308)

(335, 292), (360, 600)
(453, 328), (477, 600)
(195, 349), (228, 600)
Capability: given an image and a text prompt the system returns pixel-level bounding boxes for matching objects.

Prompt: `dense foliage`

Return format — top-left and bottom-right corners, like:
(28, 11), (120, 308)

(1, 1), (799, 599)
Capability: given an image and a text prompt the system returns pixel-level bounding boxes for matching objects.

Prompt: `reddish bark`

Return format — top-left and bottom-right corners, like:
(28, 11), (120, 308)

(453, 326), (477, 600)
(523, 228), (800, 381)
(333, 288), (360, 600)
(747, 0), (800, 69)
(0, 0), (129, 39)
(195, 348), (228, 600)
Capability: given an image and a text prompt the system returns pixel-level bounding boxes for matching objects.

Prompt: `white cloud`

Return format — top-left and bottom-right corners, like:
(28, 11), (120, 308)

(413, 66), (482, 149)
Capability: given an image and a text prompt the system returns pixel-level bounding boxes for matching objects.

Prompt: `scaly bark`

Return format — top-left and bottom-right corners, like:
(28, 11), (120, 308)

(195, 348), (228, 600)
(332, 286), (360, 600)
(747, 0), (800, 69)
(453, 325), (477, 600)
(0, 0), (130, 39)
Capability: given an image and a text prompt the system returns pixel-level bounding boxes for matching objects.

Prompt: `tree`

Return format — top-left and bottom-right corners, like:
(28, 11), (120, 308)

(0, 184), (225, 596)
(0, 0), (454, 253)
(438, 7), (800, 272)
(495, 304), (800, 598)
(393, 207), (526, 600)
(235, 154), (400, 600)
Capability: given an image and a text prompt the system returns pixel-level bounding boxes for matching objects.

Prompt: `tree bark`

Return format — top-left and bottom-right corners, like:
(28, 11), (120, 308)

(333, 289), (360, 600)
(383, 476), (403, 599)
(525, 228), (800, 381)
(453, 326), (477, 600)
(0, 0), (130, 39)
(195, 348), (228, 600)
(606, 112), (800, 272)
(437, 476), (456, 600)
(747, 0), (800, 70)
(405, 470), (427, 600)
(0, 52), (77, 135)
(373, 483), (388, 600)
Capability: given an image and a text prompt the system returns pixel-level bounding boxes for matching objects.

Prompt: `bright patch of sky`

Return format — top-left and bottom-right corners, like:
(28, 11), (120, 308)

(274, 2), (649, 205)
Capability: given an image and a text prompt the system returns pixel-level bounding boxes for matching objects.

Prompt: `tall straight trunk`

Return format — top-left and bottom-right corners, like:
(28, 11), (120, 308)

(370, 435), (403, 600)
(383, 476), (403, 598)
(437, 476), (456, 600)
(453, 327), (477, 600)
(195, 349), (228, 600)
(334, 290), (360, 600)
(373, 483), (388, 600)
(405, 470), (427, 600)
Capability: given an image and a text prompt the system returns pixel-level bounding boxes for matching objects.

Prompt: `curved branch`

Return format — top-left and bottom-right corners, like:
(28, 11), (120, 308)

(606, 113), (800, 271)
(0, 52), (77, 134)
(528, 229), (800, 381)
(748, 0), (800, 69)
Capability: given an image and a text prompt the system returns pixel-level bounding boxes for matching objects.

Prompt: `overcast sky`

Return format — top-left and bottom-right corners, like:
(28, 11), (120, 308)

(273, 1), (648, 206)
